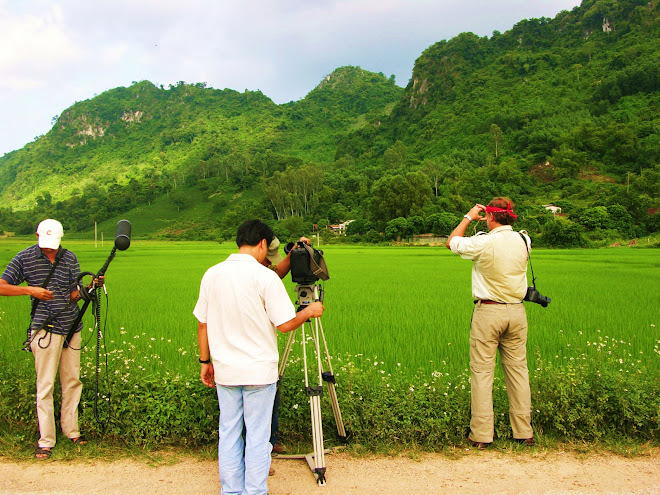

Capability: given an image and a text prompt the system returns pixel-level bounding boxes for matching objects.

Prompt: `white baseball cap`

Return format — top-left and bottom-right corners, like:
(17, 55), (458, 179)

(36, 219), (64, 249)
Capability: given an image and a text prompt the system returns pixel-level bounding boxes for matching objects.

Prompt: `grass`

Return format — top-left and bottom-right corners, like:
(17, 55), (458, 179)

(0, 240), (658, 453)
(1, 241), (658, 376)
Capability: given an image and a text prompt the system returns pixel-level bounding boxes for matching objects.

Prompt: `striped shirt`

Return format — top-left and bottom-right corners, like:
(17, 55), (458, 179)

(1, 245), (82, 336)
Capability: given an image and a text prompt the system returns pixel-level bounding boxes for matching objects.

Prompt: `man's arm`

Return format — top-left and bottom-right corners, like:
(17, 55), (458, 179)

(446, 204), (486, 249)
(277, 302), (324, 333)
(0, 279), (53, 300)
(274, 252), (292, 279)
(197, 321), (215, 388)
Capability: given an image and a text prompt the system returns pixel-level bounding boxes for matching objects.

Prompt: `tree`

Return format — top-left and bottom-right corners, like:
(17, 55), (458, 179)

(327, 203), (349, 223)
(385, 217), (408, 241)
(490, 123), (503, 158)
(541, 218), (585, 248)
(578, 206), (609, 230)
(421, 159), (445, 197)
(298, 163), (324, 216)
(171, 190), (191, 212)
(407, 215), (426, 235)
(605, 204), (635, 236)
(346, 218), (372, 236)
(279, 216), (306, 240)
(383, 141), (407, 169)
(369, 172), (432, 224)
(36, 191), (52, 208)
(426, 212), (459, 235)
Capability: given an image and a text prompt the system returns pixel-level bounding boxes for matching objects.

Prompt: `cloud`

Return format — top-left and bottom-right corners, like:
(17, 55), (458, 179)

(0, 2), (84, 84)
(0, 0), (582, 156)
(0, 77), (47, 91)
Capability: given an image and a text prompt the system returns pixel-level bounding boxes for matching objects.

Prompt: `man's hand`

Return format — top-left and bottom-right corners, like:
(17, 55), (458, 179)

(299, 236), (311, 245)
(467, 203), (487, 221)
(277, 301), (326, 333)
(447, 203), (487, 249)
(305, 301), (325, 318)
(200, 363), (215, 388)
(30, 287), (54, 301)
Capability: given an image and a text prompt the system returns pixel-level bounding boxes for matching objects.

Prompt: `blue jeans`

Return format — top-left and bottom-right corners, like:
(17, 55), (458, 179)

(269, 384), (281, 446)
(216, 383), (276, 495)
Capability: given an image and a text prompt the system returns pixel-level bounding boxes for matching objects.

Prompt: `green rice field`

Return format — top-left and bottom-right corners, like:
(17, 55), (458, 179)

(1, 240), (658, 380)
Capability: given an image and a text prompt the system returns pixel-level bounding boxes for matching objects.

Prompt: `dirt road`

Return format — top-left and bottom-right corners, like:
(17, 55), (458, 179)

(1, 449), (658, 494)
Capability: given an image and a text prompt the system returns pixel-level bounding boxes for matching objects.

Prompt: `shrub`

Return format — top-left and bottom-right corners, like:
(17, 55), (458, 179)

(541, 218), (586, 248)
(1, 350), (657, 450)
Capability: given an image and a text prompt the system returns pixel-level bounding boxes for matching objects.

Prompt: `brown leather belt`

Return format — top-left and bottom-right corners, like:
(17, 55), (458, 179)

(474, 299), (505, 304)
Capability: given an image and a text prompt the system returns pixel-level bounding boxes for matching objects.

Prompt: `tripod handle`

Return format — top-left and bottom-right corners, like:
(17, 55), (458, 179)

(312, 285), (324, 304)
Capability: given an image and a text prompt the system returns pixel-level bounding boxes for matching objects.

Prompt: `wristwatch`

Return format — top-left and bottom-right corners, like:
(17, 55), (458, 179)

(199, 357), (211, 364)
(464, 214), (473, 222)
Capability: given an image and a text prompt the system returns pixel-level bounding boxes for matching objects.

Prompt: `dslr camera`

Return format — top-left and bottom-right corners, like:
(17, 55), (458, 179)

(523, 286), (551, 308)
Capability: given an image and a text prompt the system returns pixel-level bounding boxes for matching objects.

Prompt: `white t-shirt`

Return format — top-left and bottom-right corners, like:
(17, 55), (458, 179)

(449, 226), (530, 303)
(193, 253), (296, 386)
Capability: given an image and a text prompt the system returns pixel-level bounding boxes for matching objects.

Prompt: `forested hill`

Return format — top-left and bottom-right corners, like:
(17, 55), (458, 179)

(0, 66), (401, 208)
(339, 0), (659, 178)
(1, 0), (658, 247)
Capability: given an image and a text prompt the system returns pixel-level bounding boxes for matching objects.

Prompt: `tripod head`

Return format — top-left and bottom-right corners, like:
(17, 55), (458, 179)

(295, 284), (324, 309)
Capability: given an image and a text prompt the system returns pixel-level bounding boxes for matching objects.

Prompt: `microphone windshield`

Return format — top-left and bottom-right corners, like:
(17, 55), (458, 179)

(115, 220), (131, 251)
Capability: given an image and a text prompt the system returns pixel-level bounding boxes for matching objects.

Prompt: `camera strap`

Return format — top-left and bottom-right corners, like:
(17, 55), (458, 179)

(24, 248), (67, 348)
(301, 243), (330, 281)
(517, 232), (537, 286)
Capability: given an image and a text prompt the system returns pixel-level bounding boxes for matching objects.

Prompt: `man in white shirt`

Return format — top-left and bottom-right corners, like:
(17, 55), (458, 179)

(447, 197), (534, 448)
(194, 220), (324, 495)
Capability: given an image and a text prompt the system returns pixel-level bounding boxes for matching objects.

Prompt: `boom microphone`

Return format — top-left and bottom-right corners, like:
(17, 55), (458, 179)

(115, 220), (131, 251)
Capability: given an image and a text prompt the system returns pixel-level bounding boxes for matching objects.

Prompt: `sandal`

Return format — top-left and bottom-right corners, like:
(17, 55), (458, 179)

(71, 436), (88, 445)
(34, 447), (52, 460)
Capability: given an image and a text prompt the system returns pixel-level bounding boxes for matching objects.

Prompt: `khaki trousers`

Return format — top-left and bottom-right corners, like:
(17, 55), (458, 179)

(30, 330), (82, 448)
(469, 302), (533, 443)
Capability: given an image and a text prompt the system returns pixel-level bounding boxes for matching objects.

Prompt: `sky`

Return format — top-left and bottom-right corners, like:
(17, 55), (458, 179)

(0, 0), (582, 157)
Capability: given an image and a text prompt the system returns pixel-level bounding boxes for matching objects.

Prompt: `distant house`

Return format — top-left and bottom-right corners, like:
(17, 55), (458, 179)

(328, 220), (354, 235)
(543, 204), (562, 214)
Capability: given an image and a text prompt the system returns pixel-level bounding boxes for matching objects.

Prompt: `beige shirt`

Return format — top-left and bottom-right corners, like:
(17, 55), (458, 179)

(449, 226), (530, 303)
(193, 253), (296, 386)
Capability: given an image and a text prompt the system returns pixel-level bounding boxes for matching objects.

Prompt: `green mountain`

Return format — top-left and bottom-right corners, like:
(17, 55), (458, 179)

(1, 0), (658, 246)
(0, 66), (401, 208)
(340, 0), (659, 177)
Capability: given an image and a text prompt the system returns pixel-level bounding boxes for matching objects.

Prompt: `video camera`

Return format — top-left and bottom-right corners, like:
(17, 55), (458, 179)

(284, 241), (330, 285)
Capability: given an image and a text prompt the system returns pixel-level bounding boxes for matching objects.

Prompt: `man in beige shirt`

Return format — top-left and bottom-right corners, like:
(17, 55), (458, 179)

(447, 197), (534, 448)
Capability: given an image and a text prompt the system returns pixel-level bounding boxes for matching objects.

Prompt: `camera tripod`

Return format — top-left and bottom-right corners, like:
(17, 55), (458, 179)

(276, 283), (346, 486)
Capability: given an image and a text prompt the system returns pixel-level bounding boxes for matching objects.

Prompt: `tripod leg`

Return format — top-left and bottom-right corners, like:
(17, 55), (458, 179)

(278, 327), (297, 380)
(317, 318), (347, 439)
(309, 318), (325, 486)
(309, 393), (326, 485)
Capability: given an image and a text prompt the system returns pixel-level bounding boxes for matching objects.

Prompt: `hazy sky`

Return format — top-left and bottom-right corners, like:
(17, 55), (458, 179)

(0, 0), (582, 157)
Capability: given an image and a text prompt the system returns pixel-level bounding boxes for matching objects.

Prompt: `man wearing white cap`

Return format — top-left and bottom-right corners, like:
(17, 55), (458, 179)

(0, 219), (88, 459)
